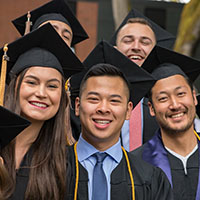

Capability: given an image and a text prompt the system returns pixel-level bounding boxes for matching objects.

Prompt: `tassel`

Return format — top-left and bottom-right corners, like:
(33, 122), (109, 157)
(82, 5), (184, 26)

(24, 11), (32, 35)
(65, 78), (70, 93)
(0, 44), (9, 106)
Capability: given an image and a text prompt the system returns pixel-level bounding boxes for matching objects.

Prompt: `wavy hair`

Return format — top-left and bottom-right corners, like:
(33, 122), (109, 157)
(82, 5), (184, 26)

(2, 68), (70, 200)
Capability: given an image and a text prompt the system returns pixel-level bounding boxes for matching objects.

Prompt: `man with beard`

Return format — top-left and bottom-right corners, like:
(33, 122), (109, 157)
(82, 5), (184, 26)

(132, 45), (200, 200)
(110, 9), (175, 150)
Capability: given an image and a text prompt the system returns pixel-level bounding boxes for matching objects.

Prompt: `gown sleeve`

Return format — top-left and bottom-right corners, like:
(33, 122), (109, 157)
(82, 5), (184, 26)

(150, 166), (174, 200)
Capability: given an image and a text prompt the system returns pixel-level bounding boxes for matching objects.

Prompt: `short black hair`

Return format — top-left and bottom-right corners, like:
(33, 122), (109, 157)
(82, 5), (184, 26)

(79, 63), (130, 101)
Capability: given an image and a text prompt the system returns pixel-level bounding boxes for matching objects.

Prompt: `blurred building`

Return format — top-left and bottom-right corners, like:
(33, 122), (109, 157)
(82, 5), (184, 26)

(0, 0), (199, 90)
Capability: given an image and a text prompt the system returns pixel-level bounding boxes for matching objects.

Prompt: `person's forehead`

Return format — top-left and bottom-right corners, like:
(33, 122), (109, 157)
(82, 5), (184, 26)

(41, 20), (72, 32)
(24, 66), (62, 79)
(84, 76), (126, 91)
(87, 75), (124, 85)
(118, 22), (155, 39)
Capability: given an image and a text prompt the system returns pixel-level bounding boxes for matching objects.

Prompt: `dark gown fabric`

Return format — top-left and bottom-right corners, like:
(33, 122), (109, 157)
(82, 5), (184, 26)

(196, 95), (200, 118)
(70, 108), (81, 141)
(142, 97), (159, 143)
(8, 147), (71, 200)
(66, 145), (173, 200)
(167, 150), (199, 200)
(9, 148), (32, 200)
(132, 131), (200, 200)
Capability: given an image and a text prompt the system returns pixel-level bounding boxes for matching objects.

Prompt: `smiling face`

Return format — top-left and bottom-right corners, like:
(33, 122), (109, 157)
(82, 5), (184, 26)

(19, 67), (62, 123)
(39, 20), (73, 47)
(75, 76), (132, 151)
(149, 75), (197, 135)
(116, 23), (156, 66)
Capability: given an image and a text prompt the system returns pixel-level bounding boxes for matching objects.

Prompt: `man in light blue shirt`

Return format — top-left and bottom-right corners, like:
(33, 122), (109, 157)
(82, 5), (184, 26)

(77, 135), (122, 199)
(67, 43), (173, 200)
(195, 118), (200, 132)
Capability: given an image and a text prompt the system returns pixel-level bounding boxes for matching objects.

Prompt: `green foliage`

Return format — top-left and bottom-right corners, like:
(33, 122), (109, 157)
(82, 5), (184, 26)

(174, 0), (200, 56)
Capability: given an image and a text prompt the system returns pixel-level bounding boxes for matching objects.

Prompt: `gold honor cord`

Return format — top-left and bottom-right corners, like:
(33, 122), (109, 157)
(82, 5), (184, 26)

(121, 146), (135, 200)
(74, 143), (79, 200)
(73, 143), (135, 200)
(194, 130), (200, 141)
(0, 44), (9, 106)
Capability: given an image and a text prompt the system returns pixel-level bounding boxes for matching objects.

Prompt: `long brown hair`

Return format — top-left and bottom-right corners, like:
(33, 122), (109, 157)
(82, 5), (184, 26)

(0, 160), (12, 200)
(2, 68), (70, 199)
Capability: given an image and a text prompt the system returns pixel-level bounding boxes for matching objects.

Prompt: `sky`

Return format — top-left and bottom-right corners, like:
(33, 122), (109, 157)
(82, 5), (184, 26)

(154, 0), (190, 3)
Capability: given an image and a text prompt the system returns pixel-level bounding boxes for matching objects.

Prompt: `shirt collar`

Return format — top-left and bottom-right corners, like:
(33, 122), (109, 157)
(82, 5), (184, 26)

(104, 139), (122, 163)
(77, 134), (122, 163)
(77, 134), (98, 162)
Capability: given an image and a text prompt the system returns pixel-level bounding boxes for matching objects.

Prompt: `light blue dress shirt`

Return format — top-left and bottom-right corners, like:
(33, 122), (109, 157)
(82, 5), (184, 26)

(77, 135), (123, 200)
(195, 118), (200, 132)
(121, 99), (144, 151)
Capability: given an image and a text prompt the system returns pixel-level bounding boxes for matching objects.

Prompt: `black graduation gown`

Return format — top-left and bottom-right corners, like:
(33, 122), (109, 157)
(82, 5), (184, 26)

(142, 97), (159, 143)
(196, 95), (200, 118)
(132, 143), (199, 200)
(8, 149), (31, 200)
(8, 147), (71, 200)
(70, 108), (81, 141)
(66, 145), (173, 200)
(168, 150), (199, 200)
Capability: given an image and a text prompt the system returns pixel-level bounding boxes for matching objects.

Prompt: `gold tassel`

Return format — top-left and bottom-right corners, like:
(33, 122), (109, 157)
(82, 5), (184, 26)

(65, 78), (70, 92)
(24, 11), (32, 35)
(0, 44), (9, 106)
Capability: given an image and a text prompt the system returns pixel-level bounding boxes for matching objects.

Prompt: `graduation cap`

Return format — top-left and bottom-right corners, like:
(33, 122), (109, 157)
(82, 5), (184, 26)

(0, 106), (30, 150)
(0, 22), (84, 85)
(12, 0), (88, 46)
(141, 45), (200, 83)
(110, 8), (175, 49)
(70, 40), (155, 108)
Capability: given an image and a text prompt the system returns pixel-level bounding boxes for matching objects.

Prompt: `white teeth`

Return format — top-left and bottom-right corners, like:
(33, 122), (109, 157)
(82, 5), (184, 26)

(31, 102), (47, 108)
(95, 120), (110, 124)
(171, 113), (184, 118)
(130, 55), (141, 60)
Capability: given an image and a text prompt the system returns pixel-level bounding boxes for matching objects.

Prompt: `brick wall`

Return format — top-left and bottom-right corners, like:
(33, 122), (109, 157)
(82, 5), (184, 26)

(0, 0), (49, 46)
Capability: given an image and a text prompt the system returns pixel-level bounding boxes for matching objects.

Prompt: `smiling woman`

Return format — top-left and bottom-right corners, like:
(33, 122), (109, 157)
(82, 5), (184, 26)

(0, 23), (84, 200)
(19, 67), (62, 123)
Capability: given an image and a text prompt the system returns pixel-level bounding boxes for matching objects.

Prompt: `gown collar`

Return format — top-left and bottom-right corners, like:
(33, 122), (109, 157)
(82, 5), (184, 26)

(142, 129), (200, 200)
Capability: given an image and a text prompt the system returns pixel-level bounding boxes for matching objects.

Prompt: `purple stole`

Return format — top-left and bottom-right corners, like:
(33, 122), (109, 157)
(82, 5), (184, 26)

(142, 130), (200, 200)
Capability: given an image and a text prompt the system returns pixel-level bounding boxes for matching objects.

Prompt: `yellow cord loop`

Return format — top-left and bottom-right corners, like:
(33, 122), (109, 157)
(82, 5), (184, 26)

(24, 11), (32, 35)
(121, 146), (135, 200)
(74, 143), (79, 200)
(0, 44), (9, 106)
(73, 144), (135, 200)
(194, 130), (200, 141)
(73, 130), (199, 200)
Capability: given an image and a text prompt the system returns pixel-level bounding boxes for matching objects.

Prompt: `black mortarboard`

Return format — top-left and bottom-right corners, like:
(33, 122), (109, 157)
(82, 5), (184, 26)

(110, 8), (175, 49)
(0, 106), (30, 149)
(141, 45), (200, 83)
(12, 0), (88, 46)
(0, 23), (84, 84)
(70, 40), (155, 108)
